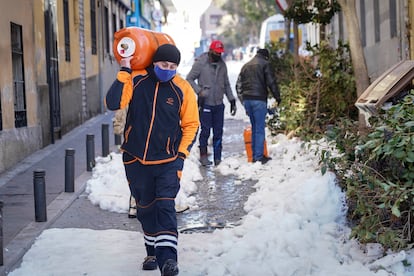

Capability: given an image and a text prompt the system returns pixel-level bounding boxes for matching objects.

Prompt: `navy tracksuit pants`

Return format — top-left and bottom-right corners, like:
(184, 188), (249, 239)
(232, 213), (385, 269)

(123, 152), (180, 270)
(199, 103), (225, 161)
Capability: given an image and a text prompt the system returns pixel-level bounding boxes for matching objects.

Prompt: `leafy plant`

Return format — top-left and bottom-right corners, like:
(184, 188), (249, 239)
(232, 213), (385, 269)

(264, 26), (414, 251)
(284, 0), (341, 25)
(319, 92), (414, 251)
(266, 40), (358, 138)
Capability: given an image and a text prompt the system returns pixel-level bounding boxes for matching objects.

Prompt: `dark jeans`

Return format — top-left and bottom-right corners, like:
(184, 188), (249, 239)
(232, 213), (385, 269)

(199, 103), (225, 161)
(243, 100), (267, 161)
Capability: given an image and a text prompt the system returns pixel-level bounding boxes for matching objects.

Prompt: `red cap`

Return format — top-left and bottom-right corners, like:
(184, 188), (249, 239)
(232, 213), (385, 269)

(209, 40), (224, 53)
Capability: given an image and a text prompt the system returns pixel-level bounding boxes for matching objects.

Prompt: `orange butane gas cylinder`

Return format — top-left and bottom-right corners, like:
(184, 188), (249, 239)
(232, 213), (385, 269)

(243, 126), (269, 162)
(113, 27), (175, 70)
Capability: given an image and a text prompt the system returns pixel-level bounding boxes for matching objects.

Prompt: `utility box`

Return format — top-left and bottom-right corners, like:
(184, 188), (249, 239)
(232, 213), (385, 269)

(355, 60), (414, 117)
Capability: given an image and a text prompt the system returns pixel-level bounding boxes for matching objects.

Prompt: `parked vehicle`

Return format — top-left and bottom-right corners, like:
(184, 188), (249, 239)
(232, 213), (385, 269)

(259, 14), (285, 48)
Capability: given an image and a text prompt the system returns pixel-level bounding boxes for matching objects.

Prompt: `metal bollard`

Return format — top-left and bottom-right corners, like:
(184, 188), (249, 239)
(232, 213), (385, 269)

(0, 201), (3, 266)
(33, 170), (47, 222)
(114, 134), (122, 146)
(65, 148), (75, 192)
(86, 134), (95, 171)
(101, 123), (109, 157)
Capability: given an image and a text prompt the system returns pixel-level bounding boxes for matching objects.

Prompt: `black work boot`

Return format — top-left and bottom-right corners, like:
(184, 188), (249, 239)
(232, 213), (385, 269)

(199, 147), (212, 166)
(142, 256), (158, 270)
(161, 259), (179, 276)
(200, 155), (212, 166)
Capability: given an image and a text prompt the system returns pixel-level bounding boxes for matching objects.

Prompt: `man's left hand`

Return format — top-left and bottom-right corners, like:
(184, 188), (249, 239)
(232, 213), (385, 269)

(230, 100), (237, 116)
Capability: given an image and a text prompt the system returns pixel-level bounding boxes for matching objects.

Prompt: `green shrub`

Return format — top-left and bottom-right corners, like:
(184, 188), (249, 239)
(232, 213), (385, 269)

(267, 37), (414, 251)
(320, 92), (414, 251)
(266, 40), (358, 138)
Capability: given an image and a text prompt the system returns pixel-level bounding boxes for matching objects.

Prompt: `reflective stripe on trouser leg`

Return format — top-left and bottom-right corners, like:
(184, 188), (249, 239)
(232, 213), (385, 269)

(144, 233), (178, 254)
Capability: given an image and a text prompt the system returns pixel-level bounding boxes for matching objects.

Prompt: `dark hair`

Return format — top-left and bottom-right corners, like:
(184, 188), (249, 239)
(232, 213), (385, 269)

(257, 48), (269, 59)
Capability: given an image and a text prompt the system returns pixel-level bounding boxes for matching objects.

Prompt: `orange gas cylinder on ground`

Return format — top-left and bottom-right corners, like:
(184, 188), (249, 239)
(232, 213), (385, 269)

(243, 126), (269, 162)
(113, 27), (175, 70)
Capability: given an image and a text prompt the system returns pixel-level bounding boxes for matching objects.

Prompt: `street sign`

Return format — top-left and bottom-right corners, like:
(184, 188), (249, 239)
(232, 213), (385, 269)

(276, 0), (288, 12)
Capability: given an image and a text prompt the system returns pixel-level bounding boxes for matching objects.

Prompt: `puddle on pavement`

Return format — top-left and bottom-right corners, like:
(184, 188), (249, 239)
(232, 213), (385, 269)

(177, 118), (256, 233)
(177, 165), (256, 233)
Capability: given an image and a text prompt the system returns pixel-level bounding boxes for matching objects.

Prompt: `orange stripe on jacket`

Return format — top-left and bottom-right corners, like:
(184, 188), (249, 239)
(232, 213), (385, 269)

(118, 69), (147, 109)
(174, 76), (200, 158)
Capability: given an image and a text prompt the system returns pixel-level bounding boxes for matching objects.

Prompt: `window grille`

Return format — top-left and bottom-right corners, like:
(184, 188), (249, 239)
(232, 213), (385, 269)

(105, 7), (110, 54)
(90, 0), (97, 55)
(63, 0), (71, 61)
(11, 22), (27, 128)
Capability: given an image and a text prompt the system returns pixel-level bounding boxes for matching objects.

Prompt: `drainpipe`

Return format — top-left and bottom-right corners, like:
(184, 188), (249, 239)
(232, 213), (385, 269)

(78, 0), (88, 122)
(97, 0), (104, 113)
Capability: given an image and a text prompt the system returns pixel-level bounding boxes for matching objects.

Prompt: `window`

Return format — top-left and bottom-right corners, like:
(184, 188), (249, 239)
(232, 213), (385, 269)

(374, 0), (380, 43)
(90, 0), (97, 55)
(112, 12), (117, 33)
(11, 23), (27, 128)
(389, 0), (397, 38)
(360, 0), (366, 47)
(63, 0), (71, 61)
(209, 15), (221, 26)
(104, 6), (110, 54)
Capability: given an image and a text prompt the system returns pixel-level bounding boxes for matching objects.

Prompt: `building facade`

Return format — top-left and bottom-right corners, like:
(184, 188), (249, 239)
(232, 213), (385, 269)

(0, 1), (41, 173)
(0, 0), (173, 174)
(326, 0), (410, 81)
(196, 1), (224, 56)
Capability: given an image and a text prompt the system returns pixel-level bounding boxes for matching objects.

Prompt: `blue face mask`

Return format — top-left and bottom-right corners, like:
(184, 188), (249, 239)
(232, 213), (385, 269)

(154, 65), (176, 82)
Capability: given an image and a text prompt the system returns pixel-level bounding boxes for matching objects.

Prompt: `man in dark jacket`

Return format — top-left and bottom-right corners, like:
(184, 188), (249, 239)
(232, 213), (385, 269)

(186, 40), (237, 166)
(235, 48), (281, 164)
(106, 44), (199, 276)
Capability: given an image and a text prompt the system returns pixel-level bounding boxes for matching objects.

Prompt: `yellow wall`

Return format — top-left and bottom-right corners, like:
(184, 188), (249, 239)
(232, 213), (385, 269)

(33, 1), (48, 86)
(84, 0), (100, 77)
(0, 1), (38, 129)
(53, 0), (99, 82)
(56, 0), (81, 82)
(0, 0), (43, 173)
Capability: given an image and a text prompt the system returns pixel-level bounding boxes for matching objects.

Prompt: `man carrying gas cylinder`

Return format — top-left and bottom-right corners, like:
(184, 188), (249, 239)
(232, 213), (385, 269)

(106, 33), (199, 275)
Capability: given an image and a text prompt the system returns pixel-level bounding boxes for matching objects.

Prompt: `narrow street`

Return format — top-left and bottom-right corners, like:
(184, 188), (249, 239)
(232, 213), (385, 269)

(51, 117), (257, 236)
(51, 61), (253, 234)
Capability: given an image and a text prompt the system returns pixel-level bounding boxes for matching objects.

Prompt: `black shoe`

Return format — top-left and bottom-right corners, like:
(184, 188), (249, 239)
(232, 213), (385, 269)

(260, 156), (272, 164)
(200, 155), (212, 166)
(161, 259), (179, 276)
(142, 256), (158, 270)
(214, 159), (221, 166)
(253, 156), (272, 164)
